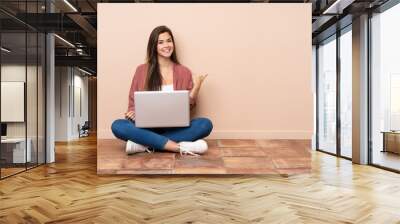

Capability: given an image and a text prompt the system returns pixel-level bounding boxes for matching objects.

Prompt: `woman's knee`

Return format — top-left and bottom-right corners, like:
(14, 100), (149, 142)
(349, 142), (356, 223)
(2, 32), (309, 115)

(111, 119), (129, 138)
(197, 117), (213, 135)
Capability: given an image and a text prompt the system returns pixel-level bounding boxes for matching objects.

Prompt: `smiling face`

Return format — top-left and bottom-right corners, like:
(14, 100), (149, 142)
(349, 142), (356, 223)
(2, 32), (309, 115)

(156, 32), (174, 59)
(145, 26), (179, 91)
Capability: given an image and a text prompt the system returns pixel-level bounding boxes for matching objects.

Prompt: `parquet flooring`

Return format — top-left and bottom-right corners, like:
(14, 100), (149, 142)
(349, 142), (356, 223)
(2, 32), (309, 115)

(97, 139), (311, 174)
(372, 151), (400, 170)
(1, 163), (46, 178)
(1, 135), (400, 223)
(1, 167), (25, 178)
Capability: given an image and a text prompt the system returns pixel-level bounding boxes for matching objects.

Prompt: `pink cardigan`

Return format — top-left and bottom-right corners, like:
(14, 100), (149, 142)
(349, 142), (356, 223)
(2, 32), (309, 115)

(127, 63), (195, 112)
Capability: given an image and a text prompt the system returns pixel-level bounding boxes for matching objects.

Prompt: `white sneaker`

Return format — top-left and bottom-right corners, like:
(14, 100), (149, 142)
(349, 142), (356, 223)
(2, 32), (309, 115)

(178, 139), (208, 156)
(126, 140), (151, 155)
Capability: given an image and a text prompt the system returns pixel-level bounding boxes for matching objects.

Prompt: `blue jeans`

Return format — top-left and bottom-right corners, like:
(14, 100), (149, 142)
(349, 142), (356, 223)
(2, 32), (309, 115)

(111, 117), (213, 150)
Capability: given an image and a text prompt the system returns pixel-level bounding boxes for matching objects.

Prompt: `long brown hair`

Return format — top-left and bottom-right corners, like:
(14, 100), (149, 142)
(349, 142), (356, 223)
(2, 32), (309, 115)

(145, 25), (179, 91)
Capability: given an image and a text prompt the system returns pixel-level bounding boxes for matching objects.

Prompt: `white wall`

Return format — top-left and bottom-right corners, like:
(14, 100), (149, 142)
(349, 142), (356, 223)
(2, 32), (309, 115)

(1, 64), (45, 163)
(72, 73), (89, 138)
(55, 67), (70, 141)
(1, 65), (38, 138)
(55, 67), (89, 141)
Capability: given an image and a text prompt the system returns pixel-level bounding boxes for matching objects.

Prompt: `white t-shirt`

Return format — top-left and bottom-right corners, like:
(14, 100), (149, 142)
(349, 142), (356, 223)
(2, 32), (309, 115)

(161, 84), (174, 92)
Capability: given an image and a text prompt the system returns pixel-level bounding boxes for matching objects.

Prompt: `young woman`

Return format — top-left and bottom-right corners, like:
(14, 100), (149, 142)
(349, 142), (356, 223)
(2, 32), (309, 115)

(111, 25), (213, 156)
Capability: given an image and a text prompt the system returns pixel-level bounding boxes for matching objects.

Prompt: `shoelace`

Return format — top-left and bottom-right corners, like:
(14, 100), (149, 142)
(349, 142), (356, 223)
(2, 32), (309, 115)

(144, 148), (154, 153)
(179, 144), (200, 157)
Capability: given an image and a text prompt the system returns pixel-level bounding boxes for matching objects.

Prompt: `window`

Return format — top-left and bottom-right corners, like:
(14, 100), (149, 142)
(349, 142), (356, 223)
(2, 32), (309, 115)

(370, 2), (400, 171)
(339, 27), (352, 158)
(317, 35), (337, 154)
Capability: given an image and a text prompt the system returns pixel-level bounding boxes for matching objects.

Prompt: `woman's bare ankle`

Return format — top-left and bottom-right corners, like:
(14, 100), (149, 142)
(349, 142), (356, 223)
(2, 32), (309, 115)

(163, 140), (180, 152)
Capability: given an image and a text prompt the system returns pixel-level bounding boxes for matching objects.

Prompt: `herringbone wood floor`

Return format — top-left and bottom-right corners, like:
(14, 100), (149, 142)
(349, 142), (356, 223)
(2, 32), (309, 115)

(1, 135), (400, 223)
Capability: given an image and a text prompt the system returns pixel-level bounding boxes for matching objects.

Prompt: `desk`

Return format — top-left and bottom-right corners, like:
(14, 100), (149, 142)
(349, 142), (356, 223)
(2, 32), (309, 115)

(381, 131), (400, 154)
(1, 138), (31, 163)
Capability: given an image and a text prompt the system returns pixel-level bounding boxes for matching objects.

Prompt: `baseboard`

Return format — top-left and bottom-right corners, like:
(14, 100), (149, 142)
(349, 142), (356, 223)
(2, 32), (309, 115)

(98, 129), (312, 140)
(208, 130), (312, 139)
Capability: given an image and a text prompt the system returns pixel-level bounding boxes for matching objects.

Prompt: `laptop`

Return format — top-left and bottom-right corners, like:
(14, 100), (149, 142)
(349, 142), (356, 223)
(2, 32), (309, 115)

(134, 90), (190, 128)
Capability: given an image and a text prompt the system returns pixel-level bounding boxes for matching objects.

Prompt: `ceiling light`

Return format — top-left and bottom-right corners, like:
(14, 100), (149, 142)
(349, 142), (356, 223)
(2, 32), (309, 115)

(1, 47), (11, 53)
(54, 34), (75, 48)
(323, 0), (355, 14)
(78, 67), (93, 76)
(63, 0), (78, 12)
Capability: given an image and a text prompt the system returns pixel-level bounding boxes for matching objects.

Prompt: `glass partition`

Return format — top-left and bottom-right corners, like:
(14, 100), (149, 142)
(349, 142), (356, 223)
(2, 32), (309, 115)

(0, 1), (46, 179)
(1, 31), (28, 177)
